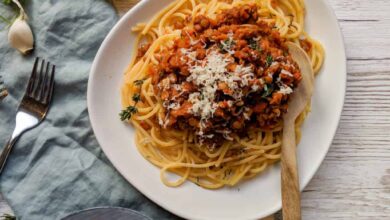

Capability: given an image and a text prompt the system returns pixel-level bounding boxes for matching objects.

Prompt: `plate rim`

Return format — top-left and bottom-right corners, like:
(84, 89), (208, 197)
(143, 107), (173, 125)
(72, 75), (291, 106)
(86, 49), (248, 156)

(61, 207), (152, 220)
(87, 0), (347, 219)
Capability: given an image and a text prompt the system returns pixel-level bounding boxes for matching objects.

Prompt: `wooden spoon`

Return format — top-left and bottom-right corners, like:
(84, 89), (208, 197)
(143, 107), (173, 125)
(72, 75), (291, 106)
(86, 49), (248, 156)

(280, 42), (314, 220)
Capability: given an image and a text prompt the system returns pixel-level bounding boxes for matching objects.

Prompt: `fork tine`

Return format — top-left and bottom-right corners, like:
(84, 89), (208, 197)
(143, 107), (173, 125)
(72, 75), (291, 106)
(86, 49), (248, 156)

(27, 58), (40, 95)
(38, 62), (50, 102)
(43, 64), (55, 105)
(32, 59), (46, 100)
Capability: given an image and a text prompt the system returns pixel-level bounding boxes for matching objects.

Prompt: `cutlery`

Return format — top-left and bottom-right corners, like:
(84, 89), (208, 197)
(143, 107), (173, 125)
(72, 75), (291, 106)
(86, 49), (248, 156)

(0, 76), (14, 219)
(0, 58), (55, 174)
(280, 42), (314, 220)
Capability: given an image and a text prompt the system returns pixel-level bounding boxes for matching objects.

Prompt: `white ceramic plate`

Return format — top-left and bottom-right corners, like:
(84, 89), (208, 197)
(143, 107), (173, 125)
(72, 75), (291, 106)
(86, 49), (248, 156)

(88, 0), (346, 219)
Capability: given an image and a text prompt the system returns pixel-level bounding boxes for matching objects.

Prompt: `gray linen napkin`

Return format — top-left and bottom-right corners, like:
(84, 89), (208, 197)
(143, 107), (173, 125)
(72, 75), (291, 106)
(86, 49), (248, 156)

(0, 1), (177, 219)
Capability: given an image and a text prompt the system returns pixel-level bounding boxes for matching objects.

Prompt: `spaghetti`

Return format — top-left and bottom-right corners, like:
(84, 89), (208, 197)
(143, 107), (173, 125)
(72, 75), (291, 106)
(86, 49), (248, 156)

(121, 0), (324, 189)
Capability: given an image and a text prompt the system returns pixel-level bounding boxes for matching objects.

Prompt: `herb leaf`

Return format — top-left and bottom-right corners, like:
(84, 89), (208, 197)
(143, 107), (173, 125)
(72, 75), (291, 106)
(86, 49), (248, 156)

(134, 79), (145, 87)
(218, 42), (224, 51)
(262, 84), (274, 98)
(248, 39), (257, 49)
(249, 39), (262, 53)
(200, 93), (204, 100)
(119, 106), (138, 121)
(121, 92), (142, 121)
(219, 38), (235, 53)
(132, 93), (141, 102)
(0, 15), (11, 25)
(266, 55), (273, 67)
(249, 39), (257, 49)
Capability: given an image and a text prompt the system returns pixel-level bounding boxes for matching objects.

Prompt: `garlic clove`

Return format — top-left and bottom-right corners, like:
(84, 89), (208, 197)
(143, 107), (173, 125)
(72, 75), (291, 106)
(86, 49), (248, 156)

(8, 16), (34, 54)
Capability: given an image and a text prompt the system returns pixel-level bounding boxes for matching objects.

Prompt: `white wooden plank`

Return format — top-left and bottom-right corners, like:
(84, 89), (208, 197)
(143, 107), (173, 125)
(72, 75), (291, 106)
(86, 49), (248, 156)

(303, 162), (390, 219)
(302, 59), (390, 218)
(327, 0), (390, 20)
(305, 1), (390, 215)
(341, 20), (390, 60)
(327, 0), (390, 59)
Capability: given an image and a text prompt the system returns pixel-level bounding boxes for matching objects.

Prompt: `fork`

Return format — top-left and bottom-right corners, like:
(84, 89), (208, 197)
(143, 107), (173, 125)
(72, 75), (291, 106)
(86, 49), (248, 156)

(0, 58), (55, 174)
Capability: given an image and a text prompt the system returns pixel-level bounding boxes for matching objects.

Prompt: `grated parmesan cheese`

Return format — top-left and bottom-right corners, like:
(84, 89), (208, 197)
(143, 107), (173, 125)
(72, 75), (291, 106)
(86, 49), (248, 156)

(281, 69), (293, 77)
(186, 50), (230, 121)
(234, 65), (254, 83)
(158, 116), (164, 126)
(219, 31), (235, 55)
(243, 107), (252, 120)
(203, 134), (214, 139)
(184, 30), (200, 45)
(276, 69), (294, 95)
(180, 48), (197, 62)
(184, 49), (256, 134)
(278, 85), (293, 95)
(167, 102), (181, 110)
(158, 78), (171, 90)
(177, 37), (296, 139)
(253, 36), (262, 41)
(251, 84), (260, 92)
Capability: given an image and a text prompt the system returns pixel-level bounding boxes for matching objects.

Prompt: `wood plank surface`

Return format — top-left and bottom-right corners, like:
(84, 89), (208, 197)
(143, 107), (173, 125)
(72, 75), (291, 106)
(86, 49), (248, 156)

(111, 0), (139, 16)
(305, 0), (390, 219)
(111, 0), (390, 219)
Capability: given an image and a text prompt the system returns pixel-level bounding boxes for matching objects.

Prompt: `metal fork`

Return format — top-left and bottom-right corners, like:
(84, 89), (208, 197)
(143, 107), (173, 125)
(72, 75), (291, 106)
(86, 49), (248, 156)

(0, 58), (55, 174)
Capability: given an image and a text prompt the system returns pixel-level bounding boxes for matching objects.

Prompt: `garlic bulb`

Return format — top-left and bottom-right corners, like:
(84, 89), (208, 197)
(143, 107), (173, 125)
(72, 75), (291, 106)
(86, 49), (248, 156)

(7, 0), (34, 54)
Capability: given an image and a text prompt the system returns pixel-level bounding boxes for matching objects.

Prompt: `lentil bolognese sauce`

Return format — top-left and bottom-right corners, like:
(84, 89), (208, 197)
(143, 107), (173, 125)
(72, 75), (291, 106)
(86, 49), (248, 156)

(120, 0), (324, 189)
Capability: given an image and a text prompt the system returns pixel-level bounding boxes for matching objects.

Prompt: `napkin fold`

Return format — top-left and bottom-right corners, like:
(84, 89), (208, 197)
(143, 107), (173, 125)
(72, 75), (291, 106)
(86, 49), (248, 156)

(0, 1), (176, 219)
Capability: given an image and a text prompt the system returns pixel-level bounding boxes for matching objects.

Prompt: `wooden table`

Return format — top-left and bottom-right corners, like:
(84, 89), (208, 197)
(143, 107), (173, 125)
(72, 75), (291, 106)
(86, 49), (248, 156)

(2, 0), (389, 219)
(301, 0), (390, 219)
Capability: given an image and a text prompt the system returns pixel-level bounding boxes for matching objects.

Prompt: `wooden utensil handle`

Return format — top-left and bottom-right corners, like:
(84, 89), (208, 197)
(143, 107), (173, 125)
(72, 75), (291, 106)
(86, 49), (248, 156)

(281, 121), (301, 220)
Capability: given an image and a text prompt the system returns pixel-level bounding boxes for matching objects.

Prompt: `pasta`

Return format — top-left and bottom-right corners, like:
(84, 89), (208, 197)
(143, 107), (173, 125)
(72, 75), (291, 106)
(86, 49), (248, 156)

(120, 0), (324, 189)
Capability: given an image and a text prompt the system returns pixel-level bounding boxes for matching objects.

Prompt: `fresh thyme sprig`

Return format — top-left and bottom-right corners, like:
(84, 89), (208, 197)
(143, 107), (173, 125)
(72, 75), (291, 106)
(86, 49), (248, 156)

(134, 79), (145, 87)
(120, 106), (138, 121)
(119, 80), (145, 121)
(132, 93), (141, 102)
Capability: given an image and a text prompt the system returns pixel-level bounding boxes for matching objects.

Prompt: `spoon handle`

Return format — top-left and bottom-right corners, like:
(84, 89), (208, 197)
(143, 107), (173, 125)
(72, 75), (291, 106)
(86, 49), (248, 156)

(281, 121), (301, 220)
